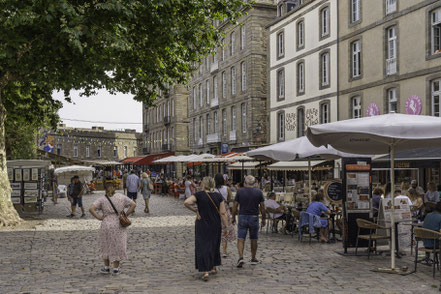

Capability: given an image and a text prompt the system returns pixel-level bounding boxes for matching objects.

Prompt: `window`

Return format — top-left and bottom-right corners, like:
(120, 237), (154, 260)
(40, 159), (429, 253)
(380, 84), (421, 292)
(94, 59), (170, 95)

(320, 7), (330, 37)
(167, 101), (170, 117)
(113, 146), (118, 157)
(240, 26), (246, 50)
(386, 26), (397, 75)
(320, 103), (330, 124)
(56, 144), (62, 156)
(320, 52), (330, 87)
(86, 145), (90, 158)
(277, 31), (284, 58)
(297, 108), (305, 137)
(193, 87), (197, 109)
(205, 57), (209, 71)
(221, 39), (226, 61)
(431, 9), (441, 54)
(351, 0), (360, 23)
(172, 100), (175, 117)
(351, 40), (361, 78)
(230, 31), (235, 56)
(214, 111), (219, 133)
(351, 96), (362, 118)
(124, 146), (128, 158)
(231, 106), (236, 131)
(277, 112), (285, 141)
(199, 116), (202, 139)
(222, 71), (226, 99)
(199, 84), (202, 107)
(387, 88), (398, 113)
(277, 69), (285, 100)
(432, 79), (441, 116)
(297, 61), (305, 94)
(297, 21), (304, 49)
(97, 145), (102, 158)
(193, 118), (196, 143)
(222, 109), (227, 136)
(278, 4), (284, 17)
(213, 50), (218, 64)
(206, 114), (211, 135)
(241, 62), (247, 91)
(73, 145), (78, 158)
(241, 103), (247, 133)
(213, 76), (218, 100)
(386, 0), (396, 15)
(231, 67), (236, 96)
(206, 80), (210, 104)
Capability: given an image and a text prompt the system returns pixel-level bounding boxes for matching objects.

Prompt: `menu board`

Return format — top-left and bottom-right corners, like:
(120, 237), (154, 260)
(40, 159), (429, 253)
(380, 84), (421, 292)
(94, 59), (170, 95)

(14, 169), (22, 182)
(31, 168), (39, 181)
(24, 190), (39, 203)
(324, 181), (343, 203)
(7, 168), (13, 180)
(382, 197), (412, 223)
(23, 169), (30, 181)
(346, 172), (371, 211)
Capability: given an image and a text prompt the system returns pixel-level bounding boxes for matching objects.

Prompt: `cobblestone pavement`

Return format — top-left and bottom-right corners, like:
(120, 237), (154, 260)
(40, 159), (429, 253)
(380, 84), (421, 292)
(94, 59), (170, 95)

(1, 191), (440, 293)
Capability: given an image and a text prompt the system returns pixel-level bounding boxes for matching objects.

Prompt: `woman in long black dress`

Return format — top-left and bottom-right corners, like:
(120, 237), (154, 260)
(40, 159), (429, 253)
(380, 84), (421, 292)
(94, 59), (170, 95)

(184, 176), (229, 281)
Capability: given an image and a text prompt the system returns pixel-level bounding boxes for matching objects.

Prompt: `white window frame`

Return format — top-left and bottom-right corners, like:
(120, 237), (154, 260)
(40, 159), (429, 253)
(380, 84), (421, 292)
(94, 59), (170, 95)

(124, 146), (128, 158)
(222, 109), (227, 136)
(199, 84), (202, 107)
(278, 112), (285, 141)
(387, 88), (398, 113)
(432, 9), (441, 54)
(277, 32), (284, 57)
(193, 87), (197, 110)
(231, 67), (236, 96)
(86, 145), (90, 158)
(222, 39), (226, 61)
(298, 62), (305, 93)
(352, 40), (361, 78)
(351, 96), (362, 118)
(199, 116), (203, 139)
(240, 26), (246, 50)
(230, 31), (235, 56)
(320, 103), (330, 124)
(206, 114), (211, 135)
(351, 0), (360, 23)
(297, 21), (304, 48)
(241, 62), (246, 91)
(172, 100), (175, 117)
(321, 52), (330, 86)
(277, 69), (285, 100)
(206, 80), (210, 104)
(192, 118), (196, 143)
(213, 76), (218, 100)
(222, 71), (227, 99)
(214, 111), (219, 133)
(432, 79), (441, 116)
(297, 108), (305, 137)
(386, 26), (397, 75)
(241, 103), (247, 133)
(321, 7), (330, 37)
(231, 106), (236, 131)
(386, 0), (396, 15)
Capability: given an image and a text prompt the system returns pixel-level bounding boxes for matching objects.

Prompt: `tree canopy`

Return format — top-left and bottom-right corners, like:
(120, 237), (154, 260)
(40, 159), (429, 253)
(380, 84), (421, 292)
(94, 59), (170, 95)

(0, 0), (249, 105)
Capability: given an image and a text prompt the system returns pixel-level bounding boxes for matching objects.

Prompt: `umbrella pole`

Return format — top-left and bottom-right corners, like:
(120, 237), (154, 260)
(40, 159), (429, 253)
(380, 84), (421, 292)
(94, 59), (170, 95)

(390, 144), (396, 270)
(242, 161), (244, 181)
(308, 159), (312, 203)
(259, 161), (262, 189)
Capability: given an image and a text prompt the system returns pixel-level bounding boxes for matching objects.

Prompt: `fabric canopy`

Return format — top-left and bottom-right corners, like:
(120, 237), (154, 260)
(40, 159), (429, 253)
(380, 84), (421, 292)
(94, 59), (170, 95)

(227, 161), (261, 170)
(267, 160), (329, 171)
(54, 165), (95, 175)
(83, 160), (122, 166)
(121, 156), (145, 164)
(133, 152), (174, 165)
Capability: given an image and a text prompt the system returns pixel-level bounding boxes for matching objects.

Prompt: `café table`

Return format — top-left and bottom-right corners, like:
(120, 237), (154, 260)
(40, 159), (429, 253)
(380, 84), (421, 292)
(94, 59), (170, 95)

(328, 211), (342, 243)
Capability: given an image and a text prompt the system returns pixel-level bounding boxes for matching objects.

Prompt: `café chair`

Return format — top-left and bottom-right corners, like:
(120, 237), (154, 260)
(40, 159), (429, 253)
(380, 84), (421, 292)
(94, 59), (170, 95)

(298, 211), (322, 244)
(355, 219), (391, 259)
(264, 207), (285, 233)
(413, 228), (441, 278)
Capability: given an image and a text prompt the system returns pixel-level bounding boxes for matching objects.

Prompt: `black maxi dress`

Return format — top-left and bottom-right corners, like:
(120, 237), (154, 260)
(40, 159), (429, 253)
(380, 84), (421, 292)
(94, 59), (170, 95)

(194, 191), (223, 272)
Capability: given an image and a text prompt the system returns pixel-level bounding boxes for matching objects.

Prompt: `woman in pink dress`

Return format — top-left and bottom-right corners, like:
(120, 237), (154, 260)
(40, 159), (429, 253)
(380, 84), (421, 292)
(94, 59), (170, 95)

(89, 182), (136, 275)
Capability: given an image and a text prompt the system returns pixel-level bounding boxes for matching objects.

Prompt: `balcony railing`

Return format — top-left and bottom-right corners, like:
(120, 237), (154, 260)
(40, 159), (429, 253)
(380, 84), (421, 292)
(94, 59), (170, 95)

(229, 130), (237, 142)
(386, 58), (397, 75)
(210, 62), (219, 72)
(163, 116), (171, 125)
(207, 133), (220, 144)
(162, 144), (173, 151)
(210, 98), (219, 108)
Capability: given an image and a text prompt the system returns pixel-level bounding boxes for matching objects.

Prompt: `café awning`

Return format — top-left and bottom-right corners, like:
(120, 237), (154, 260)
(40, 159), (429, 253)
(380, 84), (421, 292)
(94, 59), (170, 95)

(227, 161), (261, 170)
(121, 156), (145, 164)
(133, 152), (175, 165)
(267, 160), (329, 171)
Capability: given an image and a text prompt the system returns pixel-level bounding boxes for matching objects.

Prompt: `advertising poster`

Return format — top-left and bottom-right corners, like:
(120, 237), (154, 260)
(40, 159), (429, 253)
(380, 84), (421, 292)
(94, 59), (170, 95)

(24, 190), (39, 203)
(14, 169), (22, 182)
(31, 168), (39, 181)
(7, 168), (13, 181)
(10, 183), (21, 190)
(11, 197), (21, 204)
(24, 183), (38, 190)
(383, 198), (412, 223)
(11, 189), (21, 197)
(23, 169), (30, 182)
(346, 172), (371, 211)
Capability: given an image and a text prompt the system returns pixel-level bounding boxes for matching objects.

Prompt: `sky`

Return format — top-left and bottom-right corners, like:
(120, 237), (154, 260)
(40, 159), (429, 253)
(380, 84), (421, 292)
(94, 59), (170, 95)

(53, 90), (143, 132)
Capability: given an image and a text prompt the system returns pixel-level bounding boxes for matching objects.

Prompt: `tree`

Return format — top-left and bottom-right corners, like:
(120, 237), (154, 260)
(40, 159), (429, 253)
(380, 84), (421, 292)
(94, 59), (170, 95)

(0, 0), (248, 226)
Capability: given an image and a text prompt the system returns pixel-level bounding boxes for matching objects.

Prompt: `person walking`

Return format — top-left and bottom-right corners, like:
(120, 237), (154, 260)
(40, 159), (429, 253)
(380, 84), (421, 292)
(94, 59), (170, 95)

(184, 176), (196, 199)
(214, 173), (236, 258)
(184, 177), (229, 281)
(67, 176), (86, 218)
(126, 170), (140, 207)
(122, 170), (128, 195)
(232, 175), (266, 268)
(140, 172), (153, 214)
(89, 182), (136, 275)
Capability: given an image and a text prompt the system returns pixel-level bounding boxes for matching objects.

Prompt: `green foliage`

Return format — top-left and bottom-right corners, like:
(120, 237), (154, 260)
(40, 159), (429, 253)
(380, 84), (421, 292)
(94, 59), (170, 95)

(0, 0), (249, 105)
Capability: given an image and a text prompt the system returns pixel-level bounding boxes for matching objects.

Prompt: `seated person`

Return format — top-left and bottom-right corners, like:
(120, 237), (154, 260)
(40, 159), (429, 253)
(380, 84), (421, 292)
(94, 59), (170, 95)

(422, 202), (441, 260)
(264, 192), (289, 234)
(372, 187), (383, 217)
(394, 189), (412, 205)
(306, 193), (331, 242)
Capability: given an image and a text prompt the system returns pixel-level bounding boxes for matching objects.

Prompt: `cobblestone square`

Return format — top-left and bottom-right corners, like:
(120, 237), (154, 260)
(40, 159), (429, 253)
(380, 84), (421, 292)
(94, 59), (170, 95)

(0, 192), (439, 294)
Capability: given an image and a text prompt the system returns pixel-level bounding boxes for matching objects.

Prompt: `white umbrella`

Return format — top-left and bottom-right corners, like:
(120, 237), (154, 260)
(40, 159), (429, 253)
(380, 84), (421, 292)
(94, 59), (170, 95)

(54, 165), (95, 175)
(247, 136), (362, 202)
(306, 113), (441, 271)
(153, 156), (177, 163)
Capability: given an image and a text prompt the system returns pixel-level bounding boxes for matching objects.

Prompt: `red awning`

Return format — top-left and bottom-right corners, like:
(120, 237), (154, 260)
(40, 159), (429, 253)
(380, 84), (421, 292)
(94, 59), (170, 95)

(121, 156), (145, 164)
(133, 152), (175, 165)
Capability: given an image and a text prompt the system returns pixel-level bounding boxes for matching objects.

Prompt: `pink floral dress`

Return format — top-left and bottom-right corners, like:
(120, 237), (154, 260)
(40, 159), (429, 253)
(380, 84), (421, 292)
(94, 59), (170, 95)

(92, 193), (134, 261)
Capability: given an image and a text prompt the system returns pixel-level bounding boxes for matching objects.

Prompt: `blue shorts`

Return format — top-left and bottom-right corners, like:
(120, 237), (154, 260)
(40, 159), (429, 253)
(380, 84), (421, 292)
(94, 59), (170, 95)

(237, 215), (260, 241)
(72, 197), (83, 207)
(127, 192), (138, 200)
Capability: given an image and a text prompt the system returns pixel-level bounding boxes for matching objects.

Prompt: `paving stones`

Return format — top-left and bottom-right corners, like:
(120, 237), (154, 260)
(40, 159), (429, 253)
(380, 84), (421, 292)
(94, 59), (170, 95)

(0, 191), (440, 293)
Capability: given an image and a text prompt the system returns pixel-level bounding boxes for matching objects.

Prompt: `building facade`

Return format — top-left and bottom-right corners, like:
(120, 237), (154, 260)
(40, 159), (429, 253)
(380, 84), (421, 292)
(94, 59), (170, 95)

(38, 125), (142, 161)
(268, 0), (338, 143)
(188, 1), (277, 155)
(338, 0), (441, 120)
(142, 85), (189, 177)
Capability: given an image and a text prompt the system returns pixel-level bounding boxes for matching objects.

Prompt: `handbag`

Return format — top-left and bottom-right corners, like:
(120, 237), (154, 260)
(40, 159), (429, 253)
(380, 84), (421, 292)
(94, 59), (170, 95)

(204, 191), (220, 215)
(106, 195), (131, 227)
(148, 178), (154, 191)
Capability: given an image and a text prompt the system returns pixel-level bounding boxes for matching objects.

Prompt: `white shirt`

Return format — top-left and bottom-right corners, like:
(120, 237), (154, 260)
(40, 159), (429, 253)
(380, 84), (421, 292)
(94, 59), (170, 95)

(216, 186), (228, 202)
(264, 199), (283, 219)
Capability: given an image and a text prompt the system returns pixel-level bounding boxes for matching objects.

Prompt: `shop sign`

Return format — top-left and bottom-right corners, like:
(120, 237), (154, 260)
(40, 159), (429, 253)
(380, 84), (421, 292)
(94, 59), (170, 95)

(405, 95), (422, 115)
(365, 104), (380, 117)
(395, 162), (410, 168)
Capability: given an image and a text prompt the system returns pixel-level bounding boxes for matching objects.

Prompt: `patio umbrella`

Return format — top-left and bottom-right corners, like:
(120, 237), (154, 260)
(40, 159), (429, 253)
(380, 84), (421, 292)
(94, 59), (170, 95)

(306, 113), (441, 271)
(247, 136), (360, 202)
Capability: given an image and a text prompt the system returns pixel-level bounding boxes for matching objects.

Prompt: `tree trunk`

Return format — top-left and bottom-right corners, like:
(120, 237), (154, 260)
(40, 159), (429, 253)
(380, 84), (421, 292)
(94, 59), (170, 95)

(0, 100), (22, 226)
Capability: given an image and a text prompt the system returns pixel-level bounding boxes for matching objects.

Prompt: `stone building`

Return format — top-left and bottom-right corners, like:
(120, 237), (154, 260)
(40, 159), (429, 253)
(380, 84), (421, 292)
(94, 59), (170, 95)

(338, 0), (441, 120)
(38, 124), (142, 161)
(188, 1), (277, 155)
(142, 85), (189, 177)
(268, 0), (338, 143)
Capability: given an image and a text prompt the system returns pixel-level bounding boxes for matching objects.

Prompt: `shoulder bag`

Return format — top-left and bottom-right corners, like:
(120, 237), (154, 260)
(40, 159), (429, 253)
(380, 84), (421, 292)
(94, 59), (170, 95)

(106, 195), (131, 227)
(204, 191), (220, 215)
(148, 178), (154, 191)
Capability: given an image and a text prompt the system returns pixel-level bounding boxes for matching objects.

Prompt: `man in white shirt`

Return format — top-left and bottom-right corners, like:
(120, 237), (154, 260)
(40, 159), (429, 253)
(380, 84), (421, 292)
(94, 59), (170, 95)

(264, 192), (288, 233)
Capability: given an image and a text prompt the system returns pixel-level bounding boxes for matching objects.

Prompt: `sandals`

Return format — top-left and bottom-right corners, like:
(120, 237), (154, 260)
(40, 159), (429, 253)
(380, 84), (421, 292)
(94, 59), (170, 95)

(201, 273), (209, 281)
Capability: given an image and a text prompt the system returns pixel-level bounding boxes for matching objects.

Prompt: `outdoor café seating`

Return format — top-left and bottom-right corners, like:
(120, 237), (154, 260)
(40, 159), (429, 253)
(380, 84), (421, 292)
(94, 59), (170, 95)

(355, 219), (391, 260)
(414, 227), (441, 278)
(298, 211), (321, 244)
